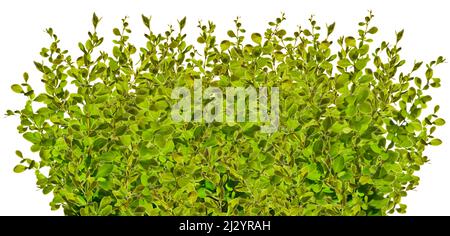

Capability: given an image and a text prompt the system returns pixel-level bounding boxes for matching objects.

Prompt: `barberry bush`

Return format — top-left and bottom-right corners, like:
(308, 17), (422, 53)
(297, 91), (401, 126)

(7, 12), (445, 215)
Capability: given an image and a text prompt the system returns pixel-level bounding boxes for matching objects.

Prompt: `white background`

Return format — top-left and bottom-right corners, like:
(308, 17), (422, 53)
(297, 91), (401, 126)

(0, 0), (448, 215)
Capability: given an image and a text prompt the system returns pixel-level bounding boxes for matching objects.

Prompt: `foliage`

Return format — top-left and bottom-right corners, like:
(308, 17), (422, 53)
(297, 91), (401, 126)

(7, 12), (445, 215)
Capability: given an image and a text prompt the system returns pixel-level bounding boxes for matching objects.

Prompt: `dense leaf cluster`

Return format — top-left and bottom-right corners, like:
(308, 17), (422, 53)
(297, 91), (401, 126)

(7, 12), (445, 215)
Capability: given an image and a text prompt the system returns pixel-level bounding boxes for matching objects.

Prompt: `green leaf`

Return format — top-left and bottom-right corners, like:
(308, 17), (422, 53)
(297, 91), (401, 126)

(92, 13), (100, 28)
(410, 121), (422, 131)
(359, 74), (373, 83)
(100, 205), (113, 216)
(345, 36), (356, 47)
(355, 86), (370, 103)
(306, 164), (322, 181)
(413, 62), (423, 71)
(34, 94), (52, 103)
(15, 150), (23, 158)
(359, 44), (370, 55)
(286, 119), (300, 130)
(93, 138), (107, 151)
(113, 46), (121, 58)
(336, 73), (349, 89)
(178, 16), (186, 30)
(13, 165), (27, 173)
(23, 132), (41, 144)
(414, 77), (422, 87)
(227, 30), (236, 38)
(276, 29), (286, 38)
(338, 59), (352, 67)
(100, 151), (118, 162)
(359, 176), (372, 185)
(368, 27), (378, 34)
(141, 173), (149, 186)
(198, 188), (206, 199)
(369, 198), (389, 209)
(355, 58), (369, 70)
(23, 72), (29, 82)
(197, 37), (205, 44)
(434, 118), (445, 126)
(142, 129), (153, 141)
(11, 84), (23, 94)
(327, 22), (336, 35)
(113, 28), (121, 36)
(142, 15), (150, 29)
(139, 145), (159, 159)
(204, 180), (215, 191)
(99, 197), (112, 210)
(157, 125), (174, 136)
(358, 101), (372, 114)
(396, 29), (404, 42)
(120, 135), (132, 146)
(332, 156), (345, 173)
(430, 139), (442, 146)
(220, 40), (231, 51)
(97, 164), (114, 177)
(342, 127), (353, 135)
(251, 33), (262, 44)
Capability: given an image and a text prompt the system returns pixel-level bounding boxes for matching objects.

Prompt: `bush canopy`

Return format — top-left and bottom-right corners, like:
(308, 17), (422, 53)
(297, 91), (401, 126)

(8, 12), (445, 215)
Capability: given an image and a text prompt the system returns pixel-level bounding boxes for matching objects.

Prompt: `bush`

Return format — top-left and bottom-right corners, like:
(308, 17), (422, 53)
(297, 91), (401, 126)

(7, 12), (445, 215)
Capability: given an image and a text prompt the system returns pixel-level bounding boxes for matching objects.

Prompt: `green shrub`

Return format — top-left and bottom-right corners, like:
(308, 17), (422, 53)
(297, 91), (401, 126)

(7, 12), (445, 215)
